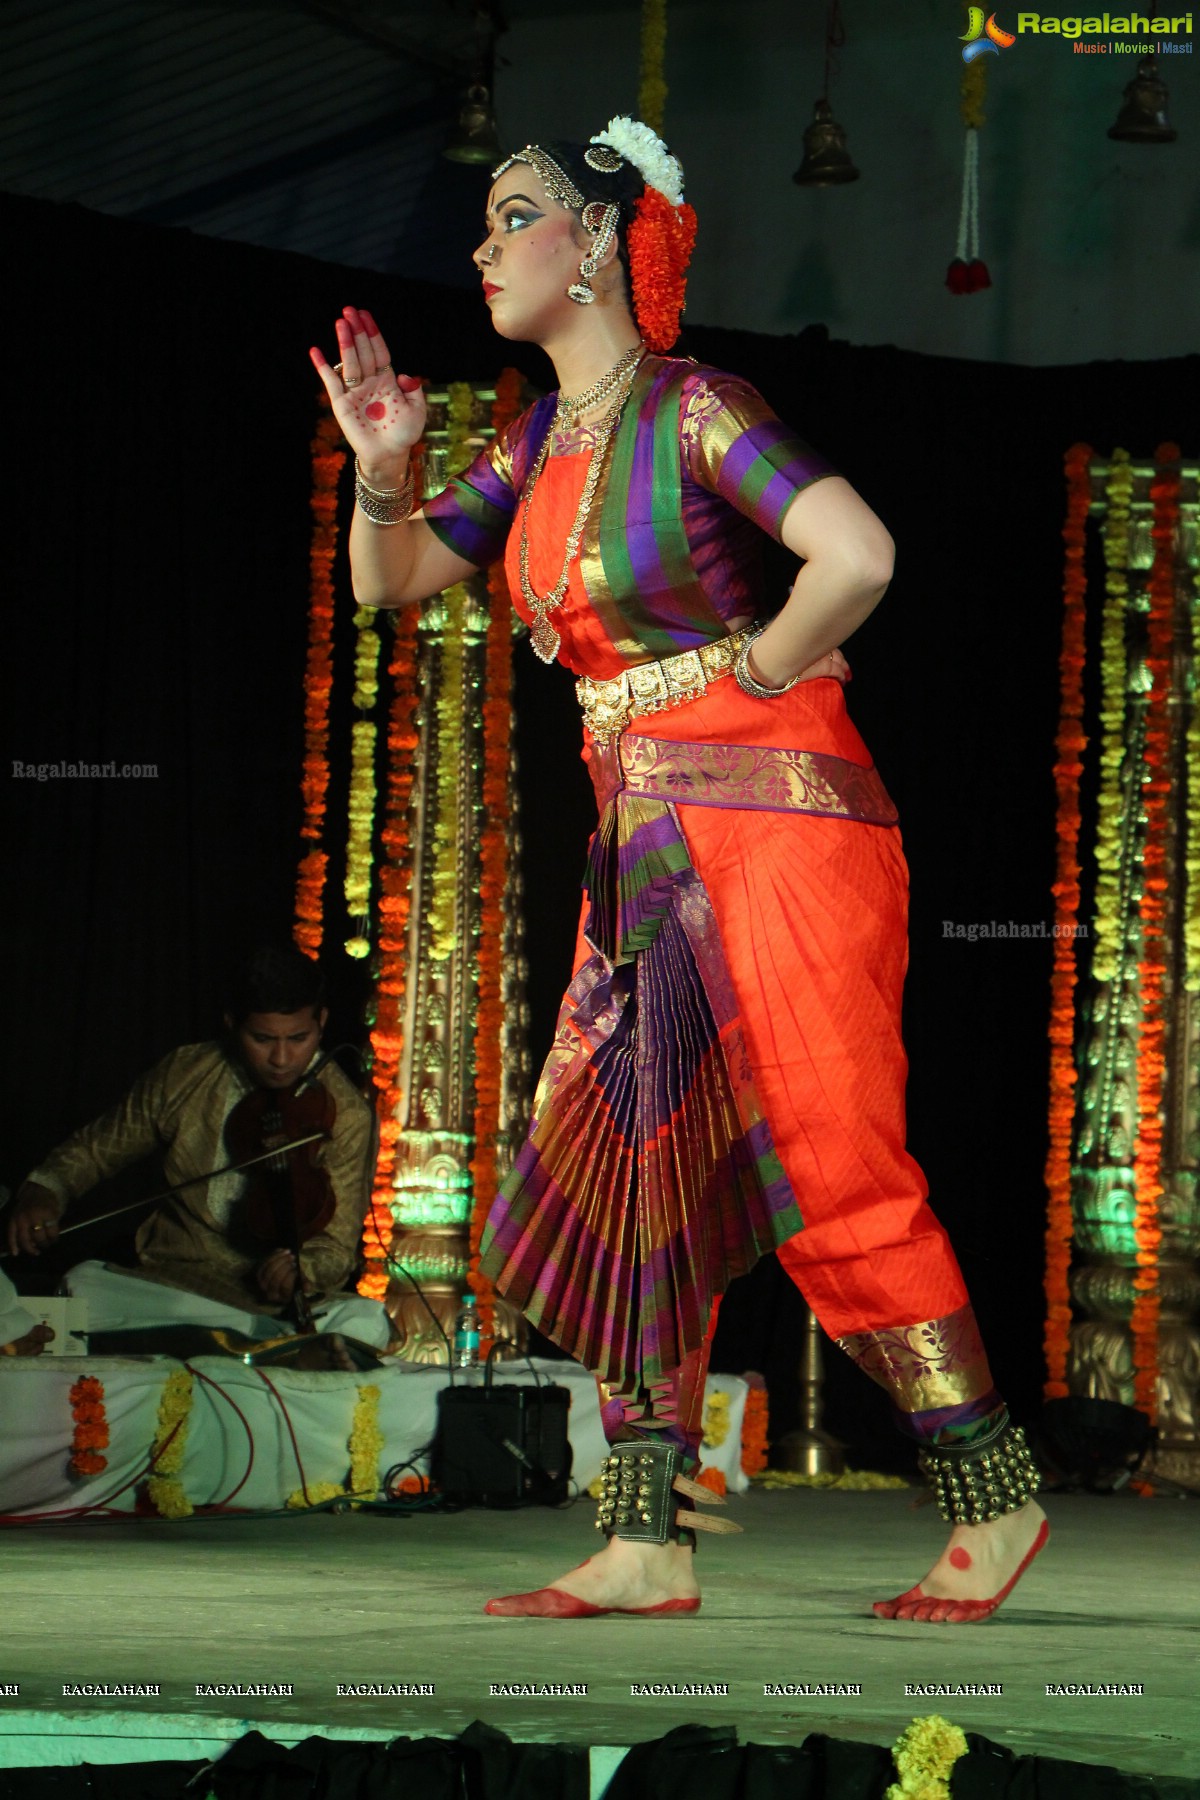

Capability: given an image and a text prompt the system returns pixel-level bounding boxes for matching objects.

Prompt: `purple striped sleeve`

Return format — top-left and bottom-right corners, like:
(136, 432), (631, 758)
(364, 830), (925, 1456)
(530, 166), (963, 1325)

(683, 371), (838, 540)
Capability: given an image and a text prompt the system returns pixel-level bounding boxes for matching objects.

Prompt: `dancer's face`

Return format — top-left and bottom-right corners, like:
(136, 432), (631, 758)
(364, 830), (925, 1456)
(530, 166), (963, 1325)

(473, 166), (583, 343)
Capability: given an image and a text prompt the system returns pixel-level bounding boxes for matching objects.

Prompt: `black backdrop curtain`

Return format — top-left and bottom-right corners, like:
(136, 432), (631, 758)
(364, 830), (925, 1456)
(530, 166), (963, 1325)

(3, 189), (1198, 1462)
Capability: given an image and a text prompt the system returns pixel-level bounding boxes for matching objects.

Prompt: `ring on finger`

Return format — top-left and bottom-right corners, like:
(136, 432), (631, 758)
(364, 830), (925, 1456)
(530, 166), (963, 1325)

(333, 361), (363, 389)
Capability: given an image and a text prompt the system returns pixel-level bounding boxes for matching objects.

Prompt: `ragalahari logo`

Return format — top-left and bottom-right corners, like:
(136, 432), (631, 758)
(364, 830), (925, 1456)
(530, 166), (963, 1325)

(961, 9), (1018, 57)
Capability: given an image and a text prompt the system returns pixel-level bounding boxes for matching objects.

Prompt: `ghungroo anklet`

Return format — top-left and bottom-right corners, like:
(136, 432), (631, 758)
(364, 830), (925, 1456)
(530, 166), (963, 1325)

(595, 1441), (742, 1543)
(918, 1411), (1041, 1526)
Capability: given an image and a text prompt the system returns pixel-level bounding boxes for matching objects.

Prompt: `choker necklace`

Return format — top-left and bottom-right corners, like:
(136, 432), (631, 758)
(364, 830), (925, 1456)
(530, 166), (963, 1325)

(520, 350), (643, 664)
(555, 342), (644, 431)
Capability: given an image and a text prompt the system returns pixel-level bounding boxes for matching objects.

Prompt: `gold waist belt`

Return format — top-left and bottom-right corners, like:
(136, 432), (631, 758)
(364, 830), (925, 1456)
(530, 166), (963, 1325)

(575, 627), (756, 746)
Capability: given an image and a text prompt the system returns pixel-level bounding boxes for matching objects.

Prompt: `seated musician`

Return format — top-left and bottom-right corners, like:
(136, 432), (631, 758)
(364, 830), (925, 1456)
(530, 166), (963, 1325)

(4, 945), (392, 1350)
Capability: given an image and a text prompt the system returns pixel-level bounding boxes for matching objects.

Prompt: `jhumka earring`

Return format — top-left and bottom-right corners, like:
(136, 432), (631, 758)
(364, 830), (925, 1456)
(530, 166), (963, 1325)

(568, 200), (620, 305)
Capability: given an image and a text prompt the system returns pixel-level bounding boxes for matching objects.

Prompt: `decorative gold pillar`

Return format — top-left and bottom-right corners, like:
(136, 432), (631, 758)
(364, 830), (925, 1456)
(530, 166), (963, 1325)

(381, 383), (531, 1359)
(1067, 459), (1200, 1482)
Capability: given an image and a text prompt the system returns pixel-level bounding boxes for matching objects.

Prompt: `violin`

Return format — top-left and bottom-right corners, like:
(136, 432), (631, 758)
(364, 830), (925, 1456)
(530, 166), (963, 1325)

(224, 1075), (337, 1333)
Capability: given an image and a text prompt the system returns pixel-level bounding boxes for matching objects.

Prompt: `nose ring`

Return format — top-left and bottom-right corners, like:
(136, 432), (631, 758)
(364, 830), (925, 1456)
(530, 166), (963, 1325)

(484, 245), (497, 264)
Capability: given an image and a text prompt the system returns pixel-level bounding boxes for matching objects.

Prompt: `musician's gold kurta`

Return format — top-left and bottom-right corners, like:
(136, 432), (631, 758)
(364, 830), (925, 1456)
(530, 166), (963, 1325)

(26, 1043), (375, 1314)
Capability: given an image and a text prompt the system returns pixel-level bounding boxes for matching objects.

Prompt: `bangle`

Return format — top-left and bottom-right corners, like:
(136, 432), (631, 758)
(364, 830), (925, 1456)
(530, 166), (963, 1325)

(733, 635), (801, 699)
(355, 458), (414, 526)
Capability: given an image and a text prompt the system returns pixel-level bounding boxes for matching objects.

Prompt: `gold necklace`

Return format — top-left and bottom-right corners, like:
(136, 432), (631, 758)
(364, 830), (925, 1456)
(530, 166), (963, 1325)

(520, 354), (642, 664)
(555, 342), (644, 431)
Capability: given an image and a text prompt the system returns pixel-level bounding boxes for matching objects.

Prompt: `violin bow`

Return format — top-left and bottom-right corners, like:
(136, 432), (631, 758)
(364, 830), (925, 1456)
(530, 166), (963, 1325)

(0, 1132), (327, 1261)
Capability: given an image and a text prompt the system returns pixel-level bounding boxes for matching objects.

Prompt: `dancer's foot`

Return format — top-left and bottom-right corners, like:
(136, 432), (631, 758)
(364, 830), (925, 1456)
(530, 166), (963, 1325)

(485, 1533), (702, 1618)
(873, 1500), (1049, 1623)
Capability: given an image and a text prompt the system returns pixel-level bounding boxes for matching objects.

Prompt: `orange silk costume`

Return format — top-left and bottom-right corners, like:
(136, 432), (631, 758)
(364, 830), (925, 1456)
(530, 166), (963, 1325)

(424, 356), (1004, 1459)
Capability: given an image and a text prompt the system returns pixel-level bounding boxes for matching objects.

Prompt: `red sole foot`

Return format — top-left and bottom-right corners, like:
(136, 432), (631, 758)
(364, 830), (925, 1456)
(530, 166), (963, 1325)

(484, 1587), (701, 1618)
(873, 1517), (1050, 1624)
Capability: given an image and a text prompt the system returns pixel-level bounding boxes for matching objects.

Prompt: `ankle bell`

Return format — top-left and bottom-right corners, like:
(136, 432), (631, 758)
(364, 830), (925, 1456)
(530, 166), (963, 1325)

(595, 1441), (680, 1543)
(917, 1412), (1041, 1527)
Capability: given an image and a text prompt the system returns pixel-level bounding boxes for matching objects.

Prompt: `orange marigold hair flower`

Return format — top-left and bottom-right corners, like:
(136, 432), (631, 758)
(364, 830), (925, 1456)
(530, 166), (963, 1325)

(628, 188), (697, 354)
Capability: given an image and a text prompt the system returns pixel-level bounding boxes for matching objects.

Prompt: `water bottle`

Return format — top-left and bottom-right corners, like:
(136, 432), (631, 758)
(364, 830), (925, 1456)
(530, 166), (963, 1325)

(452, 1293), (481, 1372)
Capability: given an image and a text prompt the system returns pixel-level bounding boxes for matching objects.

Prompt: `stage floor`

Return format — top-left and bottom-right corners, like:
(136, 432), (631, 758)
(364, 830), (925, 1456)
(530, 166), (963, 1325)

(1, 1489), (1196, 1782)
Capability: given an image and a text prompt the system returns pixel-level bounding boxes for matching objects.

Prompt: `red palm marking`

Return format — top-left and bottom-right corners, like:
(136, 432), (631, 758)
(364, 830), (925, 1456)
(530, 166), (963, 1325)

(365, 401), (387, 421)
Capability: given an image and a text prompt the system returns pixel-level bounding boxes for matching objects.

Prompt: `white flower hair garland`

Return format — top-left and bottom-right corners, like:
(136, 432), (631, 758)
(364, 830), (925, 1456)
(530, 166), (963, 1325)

(589, 115), (685, 207)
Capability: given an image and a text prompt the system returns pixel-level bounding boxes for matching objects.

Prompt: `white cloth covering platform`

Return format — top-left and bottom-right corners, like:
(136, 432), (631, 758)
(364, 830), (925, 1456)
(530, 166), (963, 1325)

(0, 1355), (750, 1518)
(64, 1260), (394, 1348)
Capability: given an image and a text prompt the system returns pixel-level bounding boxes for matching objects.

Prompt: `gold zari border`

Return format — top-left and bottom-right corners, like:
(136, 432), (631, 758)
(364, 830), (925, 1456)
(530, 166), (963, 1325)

(836, 1302), (995, 1415)
(618, 734), (898, 826)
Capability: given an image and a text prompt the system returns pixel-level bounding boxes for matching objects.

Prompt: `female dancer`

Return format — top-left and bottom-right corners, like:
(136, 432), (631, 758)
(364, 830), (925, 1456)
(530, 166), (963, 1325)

(310, 116), (1048, 1623)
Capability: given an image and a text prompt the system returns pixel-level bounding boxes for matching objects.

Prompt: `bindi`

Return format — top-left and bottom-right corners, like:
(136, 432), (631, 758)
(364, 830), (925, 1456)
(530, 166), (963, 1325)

(949, 1546), (973, 1570)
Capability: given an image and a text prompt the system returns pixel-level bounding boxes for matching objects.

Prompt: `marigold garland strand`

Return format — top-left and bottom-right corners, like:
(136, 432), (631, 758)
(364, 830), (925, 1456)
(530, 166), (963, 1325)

(145, 1368), (194, 1519)
(628, 190), (696, 355)
(1093, 451), (1133, 983)
(358, 603), (421, 1299)
(347, 1383), (384, 1501)
(638, 0), (668, 133)
(886, 1714), (969, 1800)
(1186, 525), (1200, 992)
(467, 369), (524, 1353)
(1130, 445), (1180, 1420)
(343, 609), (382, 959)
(69, 1374), (109, 1479)
(295, 404), (345, 957)
(740, 1385), (770, 1476)
(1043, 444), (1092, 1400)
(428, 586), (468, 962)
(960, 52), (986, 130)
(427, 386), (479, 963)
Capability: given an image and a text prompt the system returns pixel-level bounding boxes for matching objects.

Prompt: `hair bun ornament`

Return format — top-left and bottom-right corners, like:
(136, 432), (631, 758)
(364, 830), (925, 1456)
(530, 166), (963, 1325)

(584, 144), (625, 174)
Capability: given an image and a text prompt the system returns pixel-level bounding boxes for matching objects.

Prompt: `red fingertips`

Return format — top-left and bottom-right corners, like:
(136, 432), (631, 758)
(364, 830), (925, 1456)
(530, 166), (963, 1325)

(397, 374), (423, 392)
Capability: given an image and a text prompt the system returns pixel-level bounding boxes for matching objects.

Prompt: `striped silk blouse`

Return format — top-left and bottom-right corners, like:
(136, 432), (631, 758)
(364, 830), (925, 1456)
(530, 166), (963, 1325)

(422, 352), (837, 676)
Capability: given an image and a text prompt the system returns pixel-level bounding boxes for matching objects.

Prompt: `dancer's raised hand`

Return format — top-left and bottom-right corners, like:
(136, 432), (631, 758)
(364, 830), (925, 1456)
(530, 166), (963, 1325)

(308, 305), (425, 477)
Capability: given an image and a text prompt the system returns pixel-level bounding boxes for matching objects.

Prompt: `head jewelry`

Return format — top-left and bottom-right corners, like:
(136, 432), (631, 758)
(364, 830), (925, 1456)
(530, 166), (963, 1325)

(491, 119), (696, 350)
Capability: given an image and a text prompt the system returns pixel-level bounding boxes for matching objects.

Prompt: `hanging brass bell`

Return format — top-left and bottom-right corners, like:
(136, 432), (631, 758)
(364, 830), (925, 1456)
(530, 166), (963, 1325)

(443, 83), (503, 165)
(793, 98), (860, 186)
(1107, 58), (1177, 143)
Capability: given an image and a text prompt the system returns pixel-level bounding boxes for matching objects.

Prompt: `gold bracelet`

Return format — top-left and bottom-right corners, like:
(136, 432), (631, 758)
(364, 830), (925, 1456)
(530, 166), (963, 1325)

(354, 458), (414, 527)
(733, 635), (802, 700)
